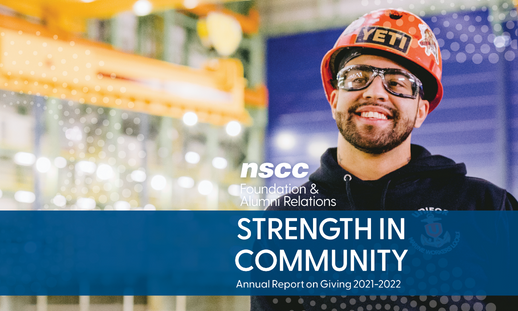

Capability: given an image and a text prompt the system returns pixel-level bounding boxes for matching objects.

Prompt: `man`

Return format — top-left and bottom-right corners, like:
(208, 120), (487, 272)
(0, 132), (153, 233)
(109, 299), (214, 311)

(251, 8), (517, 310)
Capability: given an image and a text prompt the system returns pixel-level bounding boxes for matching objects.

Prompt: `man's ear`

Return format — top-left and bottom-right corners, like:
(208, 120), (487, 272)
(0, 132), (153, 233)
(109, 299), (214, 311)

(329, 89), (338, 120)
(414, 99), (429, 128)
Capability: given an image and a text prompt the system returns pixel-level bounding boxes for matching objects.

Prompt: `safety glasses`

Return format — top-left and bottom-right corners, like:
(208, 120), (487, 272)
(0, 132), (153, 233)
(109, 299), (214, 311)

(337, 64), (424, 99)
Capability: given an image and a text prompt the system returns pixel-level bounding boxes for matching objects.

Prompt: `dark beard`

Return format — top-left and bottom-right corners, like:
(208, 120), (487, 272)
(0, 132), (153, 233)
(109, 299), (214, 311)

(336, 103), (416, 154)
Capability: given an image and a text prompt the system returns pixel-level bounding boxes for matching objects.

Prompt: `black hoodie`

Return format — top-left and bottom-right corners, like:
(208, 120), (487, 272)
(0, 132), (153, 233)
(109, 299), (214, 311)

(268, 145), (517, 212)
(251, 145), (517, 311)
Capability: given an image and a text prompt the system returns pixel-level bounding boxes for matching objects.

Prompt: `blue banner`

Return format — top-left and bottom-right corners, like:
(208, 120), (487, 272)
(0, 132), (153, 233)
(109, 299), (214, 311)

(0, 210), (515, 296)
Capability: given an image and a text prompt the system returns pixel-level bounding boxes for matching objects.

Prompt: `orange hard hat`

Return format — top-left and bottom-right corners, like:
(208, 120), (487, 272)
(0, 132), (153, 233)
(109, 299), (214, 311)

(321, 9), (443, 112)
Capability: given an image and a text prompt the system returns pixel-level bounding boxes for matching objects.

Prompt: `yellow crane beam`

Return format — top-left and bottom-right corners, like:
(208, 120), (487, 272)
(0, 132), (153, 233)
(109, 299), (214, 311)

(0, 0), (249, 18)
(0, 21), (251, 125)
(0, 0), (258, 34)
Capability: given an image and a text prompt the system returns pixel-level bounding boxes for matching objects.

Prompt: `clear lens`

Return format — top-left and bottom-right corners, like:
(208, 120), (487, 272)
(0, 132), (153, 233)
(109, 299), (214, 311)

(341, 68), (373, 89)
(384, 71), (415, 96)
(337, 65), (421, 98)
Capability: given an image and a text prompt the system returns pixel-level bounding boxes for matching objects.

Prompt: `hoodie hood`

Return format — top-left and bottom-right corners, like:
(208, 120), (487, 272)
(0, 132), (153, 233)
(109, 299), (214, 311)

(308, 144), (467, 210)
(310, 144), (466, 189)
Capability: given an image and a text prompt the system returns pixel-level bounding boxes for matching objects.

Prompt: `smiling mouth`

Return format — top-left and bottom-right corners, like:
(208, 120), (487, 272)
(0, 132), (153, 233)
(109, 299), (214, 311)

(356, 111), (390, 120)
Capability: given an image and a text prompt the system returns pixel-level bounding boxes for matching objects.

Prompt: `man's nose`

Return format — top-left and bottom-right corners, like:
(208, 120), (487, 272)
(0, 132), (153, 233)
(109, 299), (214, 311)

(362, 76), (389, 101)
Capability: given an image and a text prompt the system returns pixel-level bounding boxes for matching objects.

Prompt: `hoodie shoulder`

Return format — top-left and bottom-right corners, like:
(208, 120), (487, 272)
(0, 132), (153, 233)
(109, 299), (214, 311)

(462, 176), (517, 210)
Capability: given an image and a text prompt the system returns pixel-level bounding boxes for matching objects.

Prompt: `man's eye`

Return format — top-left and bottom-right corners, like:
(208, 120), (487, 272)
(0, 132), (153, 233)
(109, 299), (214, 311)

(347, 77), (367, 83)
(387, 78), (409, 88)
(388, 80), (404, 87)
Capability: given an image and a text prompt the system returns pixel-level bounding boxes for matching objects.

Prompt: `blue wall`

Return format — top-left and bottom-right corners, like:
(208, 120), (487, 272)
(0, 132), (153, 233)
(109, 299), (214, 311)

(266, 9), (518, 195)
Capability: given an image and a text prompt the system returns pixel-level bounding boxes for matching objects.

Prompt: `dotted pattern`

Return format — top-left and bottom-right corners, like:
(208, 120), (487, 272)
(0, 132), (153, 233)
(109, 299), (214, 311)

(0, 92), (151, 209)
(0, 88), (239, 210)
(426, 9), (518, 66)
(267, 295), (500, 311)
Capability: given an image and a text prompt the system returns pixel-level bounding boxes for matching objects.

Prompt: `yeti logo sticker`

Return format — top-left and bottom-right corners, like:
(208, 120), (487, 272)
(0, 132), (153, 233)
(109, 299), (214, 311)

(409, 210), (460, 255)
(418, 23), (440, 64)
(421, 214), (451, 248)
(355, 26), (411, 53)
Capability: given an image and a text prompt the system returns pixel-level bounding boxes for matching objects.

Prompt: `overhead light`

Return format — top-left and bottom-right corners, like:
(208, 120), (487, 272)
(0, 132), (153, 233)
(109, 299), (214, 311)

(226, 121), (241, 136)
(183, 112), (198, 126)
(198, 180), (213, 195)
(54, 157), (67, 169)
(151, 175), (167, 190)
(14, 152), (36, 166)
(15, 191), (35, 203)
(76, 197), (96, 210)
(206, 12), (242, 57)
(65, 126), (83, 141)
(36, 157), (51, 173)
(52, 194), (67, 207)
(494, 34), (510, 48)
(275, 132), (296, 151)
(114, 201), (131, 210)
(178, 176), (194, 189)
(144, 204), (156, 210)
(212, 157), (227, 169)
(131, 169), (147, 182)
(185, 151), (200, 164)
(183, 0), (198, 9)
(133, 0), (153, 16)
(96, 164), (114, 180)
(76, 161), (96, 174)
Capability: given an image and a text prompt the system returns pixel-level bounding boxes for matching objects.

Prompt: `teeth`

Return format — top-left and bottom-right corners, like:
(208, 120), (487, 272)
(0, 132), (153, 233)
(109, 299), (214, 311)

(360, 111), (387, 120)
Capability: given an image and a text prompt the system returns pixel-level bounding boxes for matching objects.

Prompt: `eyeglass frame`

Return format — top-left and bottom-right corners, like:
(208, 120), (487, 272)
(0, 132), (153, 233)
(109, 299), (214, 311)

(336, 64), (424, 99)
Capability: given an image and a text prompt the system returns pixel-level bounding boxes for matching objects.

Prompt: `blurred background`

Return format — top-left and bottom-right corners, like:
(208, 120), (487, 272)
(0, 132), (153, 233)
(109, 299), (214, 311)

(0, 0), (515, 309)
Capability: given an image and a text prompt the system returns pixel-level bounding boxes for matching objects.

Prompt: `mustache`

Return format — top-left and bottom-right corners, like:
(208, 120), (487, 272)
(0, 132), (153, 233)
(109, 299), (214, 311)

(347, 102), (399, 119)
